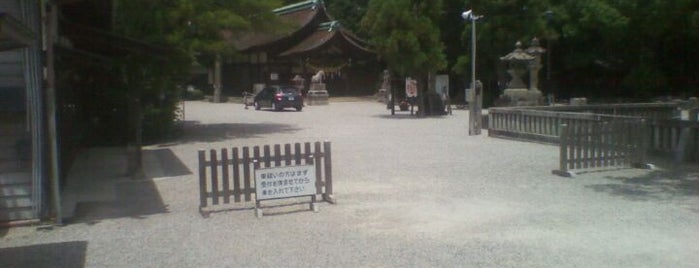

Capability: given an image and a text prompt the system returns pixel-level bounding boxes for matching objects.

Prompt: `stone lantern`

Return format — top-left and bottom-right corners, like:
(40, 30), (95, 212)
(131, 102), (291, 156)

(525, 37), (546, 91)
(500, 41), (534, 89)
(497, 40), (545, 106)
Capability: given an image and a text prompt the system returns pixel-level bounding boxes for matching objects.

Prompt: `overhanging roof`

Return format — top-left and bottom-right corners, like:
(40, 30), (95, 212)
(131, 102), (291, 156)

(232, 0), (330, 53)
(278, 21), (373, 59)
(0, 13), (34, 51)
(59, 19), (175, 60)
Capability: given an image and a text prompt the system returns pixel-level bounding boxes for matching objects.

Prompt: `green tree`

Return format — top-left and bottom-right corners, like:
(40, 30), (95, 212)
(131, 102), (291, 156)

(110, 0), (285, 141)
(547, 0), (699, 100)
(326, 0), (370, 36)
(112, 0), (189, 143)
(451, 0), (552, 105)
(167, 0), (283, 102)
(361, 0), (447, 86)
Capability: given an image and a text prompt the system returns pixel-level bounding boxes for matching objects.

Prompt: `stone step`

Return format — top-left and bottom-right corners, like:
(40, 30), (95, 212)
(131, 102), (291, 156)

(0, 123), (25, 136)
(0, 161), (30, 173)
(0, 62), (23, 77)
(0, 194), (33, 208)
(0, 206), (35, 222)
(0, 171), (31, 185)
(0, 183), (31, 198)
(0, 171), (35, 221)
(0, 50), (23, 62)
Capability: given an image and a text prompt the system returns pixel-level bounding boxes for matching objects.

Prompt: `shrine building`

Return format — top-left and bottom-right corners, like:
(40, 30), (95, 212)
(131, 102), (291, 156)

(221, 0), (377, 96)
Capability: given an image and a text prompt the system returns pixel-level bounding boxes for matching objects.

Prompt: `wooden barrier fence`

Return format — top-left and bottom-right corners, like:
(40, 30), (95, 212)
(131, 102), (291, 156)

(648, 120), (699, 161)
(552, 121), (652, 177)
(488, 103), (679, 144)
(490, 107), (699, 162)
(519, 103), (679, 119)
(488, 108), (642, 144)
(198, 141), (334, 212)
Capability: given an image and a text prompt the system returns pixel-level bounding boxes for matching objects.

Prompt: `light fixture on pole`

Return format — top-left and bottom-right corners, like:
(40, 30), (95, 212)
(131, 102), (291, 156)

(462, 9), (483, 135)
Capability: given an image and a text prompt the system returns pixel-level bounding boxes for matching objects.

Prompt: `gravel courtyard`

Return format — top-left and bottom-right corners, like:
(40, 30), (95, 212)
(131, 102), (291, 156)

(2, 99), (699, 267)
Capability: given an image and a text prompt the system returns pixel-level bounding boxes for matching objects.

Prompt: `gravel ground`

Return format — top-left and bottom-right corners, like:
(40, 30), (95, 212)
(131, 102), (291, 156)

(2, 100), (699, 267)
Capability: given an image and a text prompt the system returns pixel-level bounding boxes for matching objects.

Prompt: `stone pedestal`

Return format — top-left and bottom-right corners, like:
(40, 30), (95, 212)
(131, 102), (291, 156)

(307, 83), (329, 105)
(569, 98), (587, 106)
(501, 88), (543, 106)
(376, 88), (388, 103)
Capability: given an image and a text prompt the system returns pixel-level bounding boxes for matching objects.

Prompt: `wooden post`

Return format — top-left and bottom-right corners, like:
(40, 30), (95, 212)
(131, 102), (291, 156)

(469, 81), (482, 135)
(633, 119), (654, 169)
(593, 121), (600, 166)
(582, 121), (590, 169)
(574, 124), (582, 169)
(314, 142), (323, 198)
(304, 142), (312, 165)
(569, 123), (576, 170)
(45, 3), (63, 224)
(303, 142), (316, 207)
(221, 148), (230, 204)
(274, 144), (281, 167)
(210, 149), (219, 205)
(552, 124), (574, 177)
(263, 145), (271, 168)
(294, 143), (302, 165)
(232, 147), (241, 202)
(284, 144), (292, 166)
(323, 141), (335, 204)
(243, 147), (252, 202)
(602, 122), (611, 168)
(198, 150), (207, 208)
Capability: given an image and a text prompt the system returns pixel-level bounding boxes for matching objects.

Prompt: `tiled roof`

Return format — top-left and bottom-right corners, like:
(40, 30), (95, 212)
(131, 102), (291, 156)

(278, 22), (373, 58)
(229, 0), (372, 59)
(231, 1), (327, 52)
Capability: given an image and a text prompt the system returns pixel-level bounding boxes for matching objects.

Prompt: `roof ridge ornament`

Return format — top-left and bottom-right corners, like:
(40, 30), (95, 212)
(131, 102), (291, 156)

(318, 20), (341, 32)
(274, 0), (325, 15)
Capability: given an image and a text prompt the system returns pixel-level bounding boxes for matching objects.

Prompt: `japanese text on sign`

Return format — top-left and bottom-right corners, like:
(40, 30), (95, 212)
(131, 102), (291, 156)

(255, 165), (316, 200)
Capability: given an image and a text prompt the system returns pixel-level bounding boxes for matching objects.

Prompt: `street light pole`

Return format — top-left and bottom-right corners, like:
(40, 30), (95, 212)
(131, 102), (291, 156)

(470, 14), (477, 97)
(462, 10), (483, 135)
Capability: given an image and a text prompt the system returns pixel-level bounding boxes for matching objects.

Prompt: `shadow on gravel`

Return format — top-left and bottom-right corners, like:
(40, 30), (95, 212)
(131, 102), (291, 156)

(175, 121), (302, 143)
(200, 200), (316, 218)
(0, 241), (87, 267)
(143, 148), (191, 177)
(372, 114), (450, 120)
(69, 180), (169, 224)
(254, 109), (303, 113)
(587, 163), (699, 203)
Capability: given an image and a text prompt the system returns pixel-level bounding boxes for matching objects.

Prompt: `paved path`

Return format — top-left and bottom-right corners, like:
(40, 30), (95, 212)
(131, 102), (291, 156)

(2, 100), (699, 267)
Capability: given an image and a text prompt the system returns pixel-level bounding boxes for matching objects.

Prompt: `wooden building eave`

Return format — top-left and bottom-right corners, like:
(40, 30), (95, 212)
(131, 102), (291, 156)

(0, 12), (34, 51)
(278, 27), (374, 59)
(232, 0), (330, 55)
(59, 19), (175, 60)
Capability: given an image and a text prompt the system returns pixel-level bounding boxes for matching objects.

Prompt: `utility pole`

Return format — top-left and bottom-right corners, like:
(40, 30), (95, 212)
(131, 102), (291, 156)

(462, 10), (483, 136)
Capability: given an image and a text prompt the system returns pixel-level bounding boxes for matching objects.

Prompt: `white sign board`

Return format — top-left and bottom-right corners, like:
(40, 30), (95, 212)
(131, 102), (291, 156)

(436, 75), (449, 101)
(405, 78), (418, 98)
(255, 165), (316, 200)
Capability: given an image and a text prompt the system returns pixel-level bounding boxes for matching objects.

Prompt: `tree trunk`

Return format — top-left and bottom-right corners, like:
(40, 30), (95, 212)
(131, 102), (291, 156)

(417, 74), (426, 116)
(418, 72), (439, 116)
(126, 64), (143, 179)
(212, 54), (223, 103)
